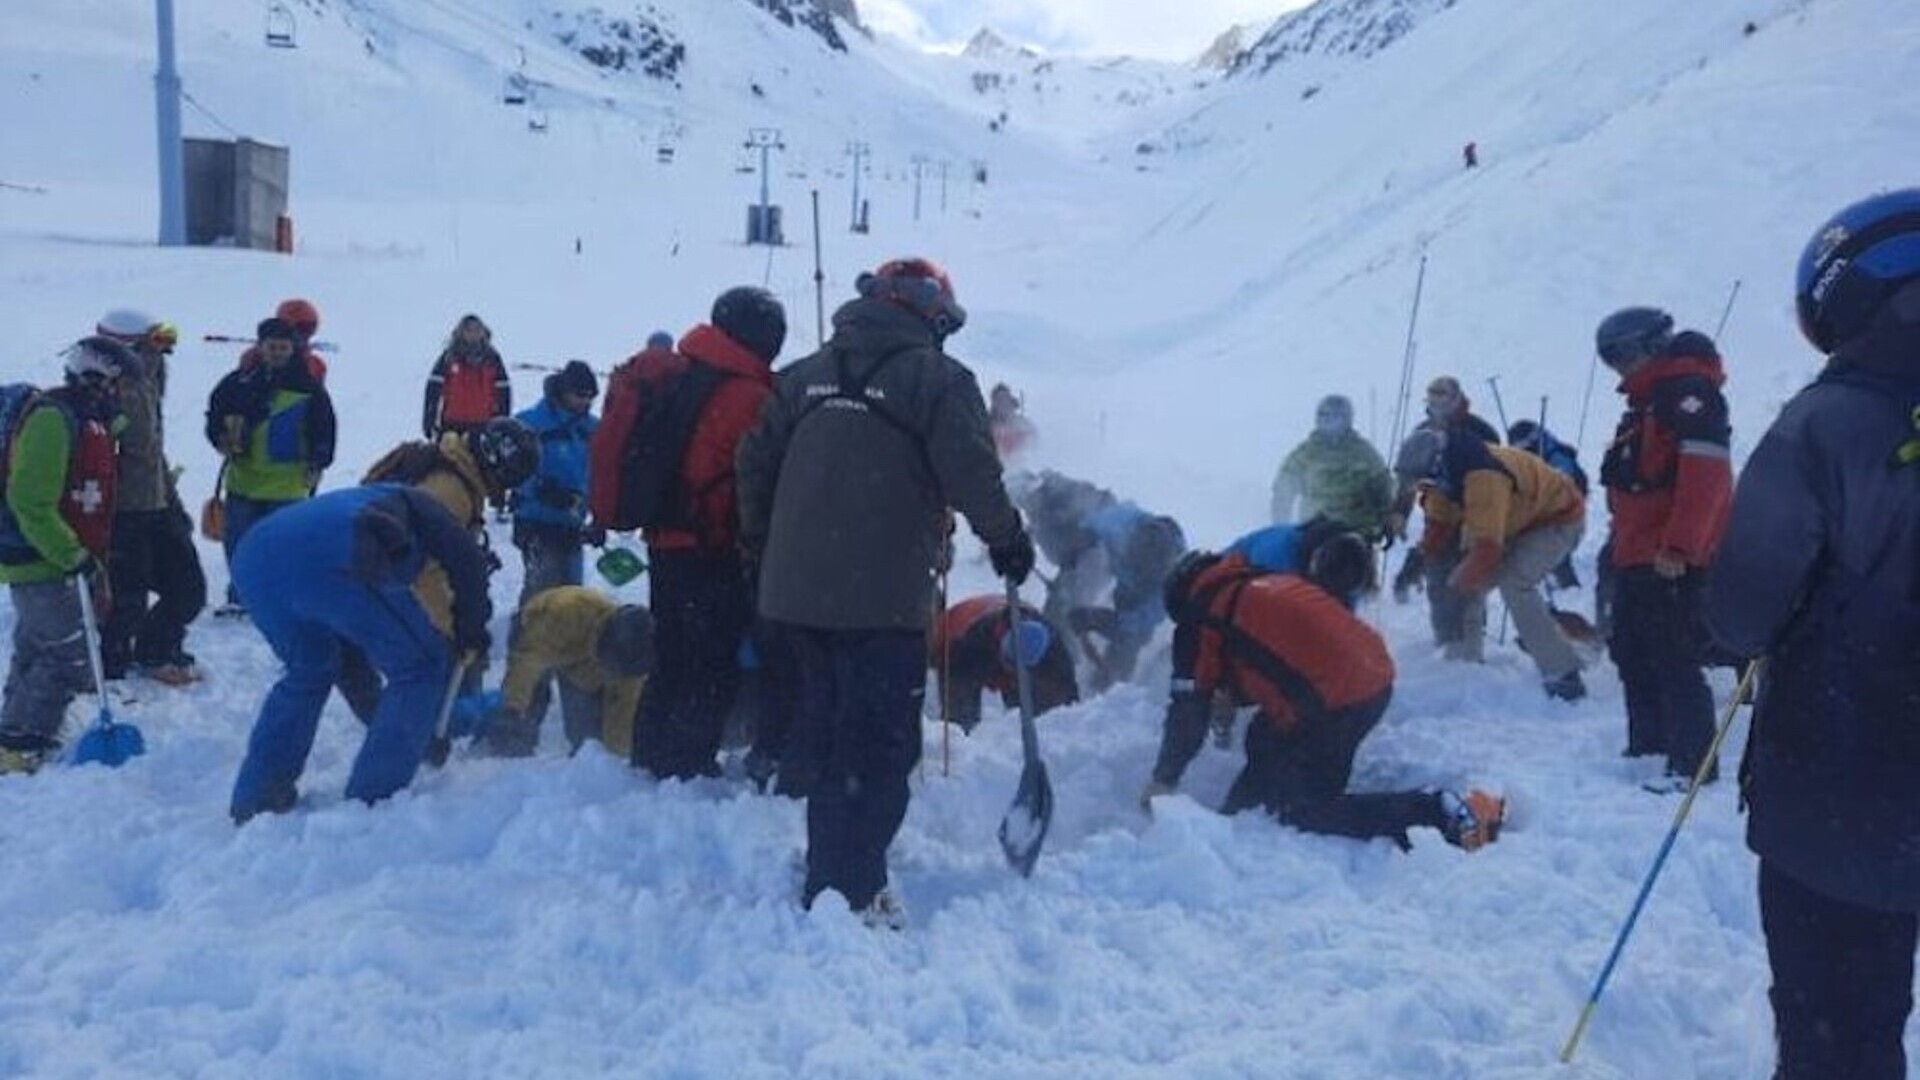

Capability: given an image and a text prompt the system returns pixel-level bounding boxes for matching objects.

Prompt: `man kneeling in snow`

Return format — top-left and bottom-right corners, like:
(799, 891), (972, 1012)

(481, 587), (651, 759)
(929, 593), (1078, 733)
(1143, 539), (1503, 852)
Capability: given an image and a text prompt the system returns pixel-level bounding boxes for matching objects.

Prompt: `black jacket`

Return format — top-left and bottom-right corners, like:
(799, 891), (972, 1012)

(1707, 315), (1920, 912)
(737, 298), (1022, 630)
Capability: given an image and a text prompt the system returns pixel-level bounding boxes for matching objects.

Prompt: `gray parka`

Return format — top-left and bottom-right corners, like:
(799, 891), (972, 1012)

(737, 297), (1023, 630)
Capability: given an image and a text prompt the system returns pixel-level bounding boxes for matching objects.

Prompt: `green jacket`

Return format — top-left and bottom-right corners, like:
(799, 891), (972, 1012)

(1270, 430), (1394, 534)
(0, 400), (112, 585)
(206, 361), (336, 502)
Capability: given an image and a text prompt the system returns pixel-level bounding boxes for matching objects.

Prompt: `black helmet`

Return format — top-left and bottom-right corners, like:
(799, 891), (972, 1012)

(1795, 188), (1920, 353)
(1163, 549), (1222, 622)
(711, 286), (787, 364)
(465, 417), (539, 494)
(1594, 307), (1674, 369)
(1306, 532), (1375, 601)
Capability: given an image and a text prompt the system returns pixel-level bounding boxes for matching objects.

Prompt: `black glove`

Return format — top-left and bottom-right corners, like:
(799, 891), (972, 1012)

(988, 530), (1036, 586)
(68, 553), (100, 581)
(454, 624), (491, 657)
(583, 524), (608, 549)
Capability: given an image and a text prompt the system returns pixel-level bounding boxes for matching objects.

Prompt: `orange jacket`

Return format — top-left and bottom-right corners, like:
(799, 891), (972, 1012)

(1601, 352), (1733, 568)
(1180, 558), (1393, 731)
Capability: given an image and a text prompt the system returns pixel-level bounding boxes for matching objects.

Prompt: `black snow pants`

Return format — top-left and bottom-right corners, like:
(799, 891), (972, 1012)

(102, 506), (207, 676)
(1608, 566), (1715, 777)
(631, 549), (750, 780)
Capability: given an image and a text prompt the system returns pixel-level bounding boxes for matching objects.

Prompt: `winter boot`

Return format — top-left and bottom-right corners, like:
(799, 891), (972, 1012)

(1544, 670), (1587, 702)
(1439, 789), (1505, 852)
(0, 730), (57, 776)
(858, 889), (908, 932)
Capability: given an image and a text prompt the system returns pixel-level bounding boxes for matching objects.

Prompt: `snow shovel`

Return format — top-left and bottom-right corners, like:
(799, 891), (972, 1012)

(997, 579), (1054, 878)
(596, 546), (646, 588)
(71, 575), (145, 767)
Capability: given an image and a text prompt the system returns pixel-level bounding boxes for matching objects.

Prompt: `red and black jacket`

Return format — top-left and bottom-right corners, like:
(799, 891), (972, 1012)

(1152, 557), (1393, 786)
(1601, 336), (1733, 569)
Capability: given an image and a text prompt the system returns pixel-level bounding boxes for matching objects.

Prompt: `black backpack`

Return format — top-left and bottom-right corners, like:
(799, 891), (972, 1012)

(613, 360), (732, 534)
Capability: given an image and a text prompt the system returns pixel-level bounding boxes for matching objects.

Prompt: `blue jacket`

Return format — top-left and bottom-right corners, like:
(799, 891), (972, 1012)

(1706, 319), (1920, 912)
(1227, 524), (1311, 574)
(511, 398), (598, 532)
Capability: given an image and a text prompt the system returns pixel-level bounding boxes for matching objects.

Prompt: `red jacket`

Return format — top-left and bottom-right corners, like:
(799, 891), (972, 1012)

(1601, 348), (1733, 568)
(1182, 558), (1393, 731)
(599, 326), (772, 553)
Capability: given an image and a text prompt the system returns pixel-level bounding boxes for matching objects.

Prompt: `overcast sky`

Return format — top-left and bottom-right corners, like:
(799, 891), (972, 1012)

(857, 0), (1313, 62)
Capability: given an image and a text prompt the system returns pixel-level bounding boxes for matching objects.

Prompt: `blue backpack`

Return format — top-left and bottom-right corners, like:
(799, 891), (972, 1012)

(0, 383), (44, 494)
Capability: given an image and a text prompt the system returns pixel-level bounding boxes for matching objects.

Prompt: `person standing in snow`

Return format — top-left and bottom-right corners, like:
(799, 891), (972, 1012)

(1407, 428), (1588, 699)
(510, 360), (600, 601)
(606, 291), (781, 782)
(1707, 190), (1920, 1080)
(421, 314), (512, 441)
(1594, 306), (1732, 784)
(1268, 393), (1394, 539)
(204, 317), (336, 615)
(0, 338), (132, 775)
(737, 256), (1034, 927)
(1386, 381), (1502, 639)
(987, 382), (1037, 461)
(1143, 542), (1503, 852)
(93, 311), (206, 685)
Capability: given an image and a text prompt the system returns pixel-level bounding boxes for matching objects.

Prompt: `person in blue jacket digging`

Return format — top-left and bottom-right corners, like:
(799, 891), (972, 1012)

(229, 483), (496, 822)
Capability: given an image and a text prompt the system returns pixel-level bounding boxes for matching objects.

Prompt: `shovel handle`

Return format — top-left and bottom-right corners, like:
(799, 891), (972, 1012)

(1004, 579), (1041, 763)
(74, 572), (111, 718)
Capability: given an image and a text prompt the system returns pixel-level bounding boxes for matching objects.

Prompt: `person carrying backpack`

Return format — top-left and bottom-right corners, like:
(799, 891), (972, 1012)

(0, 338), (132, 774)
(92, 311), (207, 685)
(1144, 545), (1504, 852)
(422, 314), (512, 440)
(1595, 305), (1733, 783)
(1706, 189), (1920, 1080)
(594, 294), (781, 781)
(205, 317), (336, 615)
(737, 256), (1034, 928)
(511, 360), (600, 599)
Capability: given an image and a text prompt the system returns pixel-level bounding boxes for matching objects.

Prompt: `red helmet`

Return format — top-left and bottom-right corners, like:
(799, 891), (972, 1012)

(275, 298), (320, 336)
(857, 257), (966, 337)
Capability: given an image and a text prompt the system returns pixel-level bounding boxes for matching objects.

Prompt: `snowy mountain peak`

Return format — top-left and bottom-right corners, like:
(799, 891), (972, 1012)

(1232, 0), (1458, 76)
(962, 27), (1037, 61)
(1194, 23), (1253, 71)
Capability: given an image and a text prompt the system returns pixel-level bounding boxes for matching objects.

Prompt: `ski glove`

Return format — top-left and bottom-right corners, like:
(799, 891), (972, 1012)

(989, 530), (1036, 586)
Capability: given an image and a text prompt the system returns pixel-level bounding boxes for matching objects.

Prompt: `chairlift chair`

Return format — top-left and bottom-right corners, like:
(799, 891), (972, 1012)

(527, 109), (550, 134)
(502, 74), (528, 107)
(264, 3), (297, 48)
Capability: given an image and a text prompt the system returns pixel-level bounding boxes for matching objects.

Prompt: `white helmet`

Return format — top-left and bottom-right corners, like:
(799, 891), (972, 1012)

(96, 308), (159, 342)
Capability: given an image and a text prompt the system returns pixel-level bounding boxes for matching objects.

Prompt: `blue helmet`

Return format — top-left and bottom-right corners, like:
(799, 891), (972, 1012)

(1796, 188), (1920, 353)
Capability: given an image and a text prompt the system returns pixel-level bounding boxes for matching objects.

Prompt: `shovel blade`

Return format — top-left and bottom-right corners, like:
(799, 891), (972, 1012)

(72, 719), (145, 768)
(997, 757), (1054, 877)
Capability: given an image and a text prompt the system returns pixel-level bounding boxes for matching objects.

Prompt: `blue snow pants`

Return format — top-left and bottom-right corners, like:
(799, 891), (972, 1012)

(229, 510), (452, 821)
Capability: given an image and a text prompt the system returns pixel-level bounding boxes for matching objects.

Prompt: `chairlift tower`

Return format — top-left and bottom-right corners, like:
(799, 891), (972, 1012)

(745, 127), (786, 245)
(911, 154), (928, 222)
(153, 0), (186, 245)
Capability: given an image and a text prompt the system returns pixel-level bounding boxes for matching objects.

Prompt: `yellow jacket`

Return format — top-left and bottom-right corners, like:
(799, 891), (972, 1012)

(1421, 444), (1584, 552)
(501, 587), (643, 758)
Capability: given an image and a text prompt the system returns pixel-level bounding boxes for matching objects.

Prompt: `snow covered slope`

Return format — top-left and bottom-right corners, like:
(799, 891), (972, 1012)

(0, 0), (1915, 1076)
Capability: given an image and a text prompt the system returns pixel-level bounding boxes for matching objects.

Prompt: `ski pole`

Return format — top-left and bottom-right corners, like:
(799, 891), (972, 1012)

(1387, 255), (1428, 459)
(1484, 374), (1511, 434)
(1559, 658), (1764, 1063)
(937, 566), (950, 778)
(202, 333), (339, 354)
(811, 188), (826, 349)
(1575, 350), (1601, 455)
(1713, 278), (1743, 339)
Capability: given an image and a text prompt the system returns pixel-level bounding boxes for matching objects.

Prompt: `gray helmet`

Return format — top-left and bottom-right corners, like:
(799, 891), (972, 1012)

(595, 606), (654, 678)
(1594, 307), (1675, 369)
(1394, 428), (1446, 487)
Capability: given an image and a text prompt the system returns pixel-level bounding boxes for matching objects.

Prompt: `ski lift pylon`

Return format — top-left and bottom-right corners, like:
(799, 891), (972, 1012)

(264, 3), (297, 48)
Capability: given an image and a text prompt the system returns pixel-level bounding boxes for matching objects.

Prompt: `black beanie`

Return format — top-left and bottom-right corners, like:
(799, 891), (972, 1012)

(549, 360), (598, 400)
(595, 606), (654, 678)
(257, 317), (298, 343)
